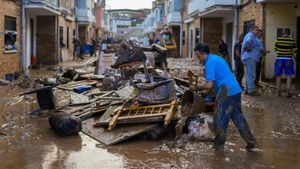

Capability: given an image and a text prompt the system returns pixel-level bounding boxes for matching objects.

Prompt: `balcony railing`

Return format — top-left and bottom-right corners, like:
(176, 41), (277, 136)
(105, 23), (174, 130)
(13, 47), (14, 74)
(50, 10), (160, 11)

(167, 11), (182, 25)
(188, 0), (239, 16)
(76, 8), (96, 24)
(29, 0), (59, 8)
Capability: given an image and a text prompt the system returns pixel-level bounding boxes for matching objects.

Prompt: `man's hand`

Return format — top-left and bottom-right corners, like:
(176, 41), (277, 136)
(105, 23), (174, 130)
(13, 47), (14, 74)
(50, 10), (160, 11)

(189, 85), (205, 91)
(245, 48), (252, 52)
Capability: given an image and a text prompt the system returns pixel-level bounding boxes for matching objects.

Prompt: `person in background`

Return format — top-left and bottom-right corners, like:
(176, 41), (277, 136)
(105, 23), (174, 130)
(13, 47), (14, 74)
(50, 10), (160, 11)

(73, 37), (82, 61)
(218, 40), (231, 68)
(60, 37), (65, 48)
(255, 29), (269, 86)
(274, 28), (297, 97)
(98, 38), (102, 56)
(149, 32), (155, 46)
(234, 35), (244, 89)
(193, 43), (257, 151)
(90, 37), (97, 57)
(242, 26), (264, 96)
(79, 40), (86, 60)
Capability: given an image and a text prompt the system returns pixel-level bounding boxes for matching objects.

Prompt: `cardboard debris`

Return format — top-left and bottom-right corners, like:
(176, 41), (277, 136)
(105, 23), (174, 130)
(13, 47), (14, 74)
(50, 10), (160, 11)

(70, 92), (89, 105)
(115, 85), (135, 99)
(82, 117), (158, 145)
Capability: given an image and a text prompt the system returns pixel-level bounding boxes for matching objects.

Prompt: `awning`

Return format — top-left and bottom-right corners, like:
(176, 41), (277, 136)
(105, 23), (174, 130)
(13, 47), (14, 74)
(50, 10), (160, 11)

(25, 4), (60, 16)
(199, 6), (234, 18)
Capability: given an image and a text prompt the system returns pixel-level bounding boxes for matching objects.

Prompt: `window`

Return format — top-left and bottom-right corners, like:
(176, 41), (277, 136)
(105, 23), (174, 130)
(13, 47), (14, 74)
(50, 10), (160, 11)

(4, 16), (17, 53)
(195, 28), (200, 45)
(59, 26), (65, 48)
(182, 31), (185, 46)
(67, 27), (70, 49)
(243, 20), (255, 35)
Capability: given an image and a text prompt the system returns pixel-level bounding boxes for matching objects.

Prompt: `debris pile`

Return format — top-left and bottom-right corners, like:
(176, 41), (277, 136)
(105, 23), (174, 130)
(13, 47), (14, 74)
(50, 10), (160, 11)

(12, 43), (216, 145)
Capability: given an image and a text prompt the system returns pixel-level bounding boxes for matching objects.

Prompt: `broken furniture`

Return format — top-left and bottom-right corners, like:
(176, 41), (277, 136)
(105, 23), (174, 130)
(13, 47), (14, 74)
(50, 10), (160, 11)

(108, 99), (177, 130)
(134, 76), (176, 104)
(20, 86), (56, 115)
(112, 47), (150, 82)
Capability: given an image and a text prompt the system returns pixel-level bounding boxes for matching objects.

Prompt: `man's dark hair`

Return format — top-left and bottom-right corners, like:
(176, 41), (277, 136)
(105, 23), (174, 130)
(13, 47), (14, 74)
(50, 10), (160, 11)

(251, 26), (259, 30)
(194, 43), (210, 54)
(284, 28), (291, 36)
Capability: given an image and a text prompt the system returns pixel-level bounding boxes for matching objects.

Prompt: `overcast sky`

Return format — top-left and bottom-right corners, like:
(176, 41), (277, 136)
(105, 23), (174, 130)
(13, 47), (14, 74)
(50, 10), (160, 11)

(106, 0), (153, 10)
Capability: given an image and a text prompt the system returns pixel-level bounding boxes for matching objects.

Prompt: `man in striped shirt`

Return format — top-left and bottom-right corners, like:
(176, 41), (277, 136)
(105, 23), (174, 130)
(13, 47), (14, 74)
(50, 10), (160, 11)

(274, 28), (297, 97)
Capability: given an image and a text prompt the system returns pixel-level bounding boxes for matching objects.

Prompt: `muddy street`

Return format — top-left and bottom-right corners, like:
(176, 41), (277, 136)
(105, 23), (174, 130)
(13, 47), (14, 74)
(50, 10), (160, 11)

(0, 81), (299, 169)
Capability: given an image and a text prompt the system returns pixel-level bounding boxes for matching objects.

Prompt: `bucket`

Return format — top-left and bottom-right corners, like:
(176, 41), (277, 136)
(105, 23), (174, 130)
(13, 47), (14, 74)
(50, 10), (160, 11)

(31, 55), (37, 65)
(5, 74), (14, 82)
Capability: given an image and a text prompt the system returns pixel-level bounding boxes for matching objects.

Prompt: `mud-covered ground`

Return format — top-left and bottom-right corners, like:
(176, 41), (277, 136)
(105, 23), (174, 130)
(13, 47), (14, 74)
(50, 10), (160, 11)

(0, 68), (300, 169)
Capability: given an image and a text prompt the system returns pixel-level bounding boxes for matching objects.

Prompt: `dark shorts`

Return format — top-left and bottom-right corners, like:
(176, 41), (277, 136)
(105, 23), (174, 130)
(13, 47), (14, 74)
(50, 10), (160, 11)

(274, 58), (295, 76)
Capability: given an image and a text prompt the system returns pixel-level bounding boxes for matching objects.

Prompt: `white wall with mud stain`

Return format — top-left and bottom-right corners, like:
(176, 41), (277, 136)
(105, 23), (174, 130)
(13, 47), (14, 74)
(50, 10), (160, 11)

(264, 3), (300, 79)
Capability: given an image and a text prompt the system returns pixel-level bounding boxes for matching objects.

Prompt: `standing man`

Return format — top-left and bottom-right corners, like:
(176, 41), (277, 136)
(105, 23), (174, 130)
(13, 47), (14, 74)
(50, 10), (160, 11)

(274, 28), (297, 97)
(242, 26), (264, 96)
(194, 43), (257, 151)
(90, 37), (97, 57)
(255, 30), (269, 86)
(234, 35), (244, 88)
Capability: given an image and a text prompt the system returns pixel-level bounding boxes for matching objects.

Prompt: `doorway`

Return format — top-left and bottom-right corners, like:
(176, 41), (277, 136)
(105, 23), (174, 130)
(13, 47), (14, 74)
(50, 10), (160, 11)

(226, 22), (233, 65)
(189, 27), (194, 58)
(296, 17), (300, 81)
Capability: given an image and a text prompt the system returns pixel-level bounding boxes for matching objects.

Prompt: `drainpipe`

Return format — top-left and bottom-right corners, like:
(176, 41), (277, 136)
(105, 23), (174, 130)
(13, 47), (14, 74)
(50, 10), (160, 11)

(233, 0), (239, 70)
(22, 0), (29, 77)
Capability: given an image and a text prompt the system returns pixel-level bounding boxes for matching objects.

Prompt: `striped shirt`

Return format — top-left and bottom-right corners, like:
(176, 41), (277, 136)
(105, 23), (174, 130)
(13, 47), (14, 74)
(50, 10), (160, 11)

(274, 37), (297, 58)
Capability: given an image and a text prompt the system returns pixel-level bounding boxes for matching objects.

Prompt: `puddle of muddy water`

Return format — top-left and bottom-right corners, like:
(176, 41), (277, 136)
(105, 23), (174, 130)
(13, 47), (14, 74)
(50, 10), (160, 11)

(1, 84), (300, 169)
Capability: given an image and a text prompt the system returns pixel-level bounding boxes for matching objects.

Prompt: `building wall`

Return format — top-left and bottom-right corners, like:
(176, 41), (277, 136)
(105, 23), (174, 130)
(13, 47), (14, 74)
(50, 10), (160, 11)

(58, 16), (76, 61)
(190, 17), (200, 60)
(238, 0), (264, 36)
(36, 16), (57, 65)
(0, 0), (21, 78)
(264, 3), (300, 79)
(202, 18), (222, 55)
(222, 15), (234, 58)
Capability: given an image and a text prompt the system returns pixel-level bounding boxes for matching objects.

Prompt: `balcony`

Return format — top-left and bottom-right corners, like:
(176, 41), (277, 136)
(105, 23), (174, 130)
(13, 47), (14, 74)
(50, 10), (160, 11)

(60, 0), (74, 15)
(198, 0), (237, 18)
(202, 0), (236, 9)
(167, 11), (182, 26)
(188, 0), (202, 16)
(29, 0), (59, 7)
(26, 0), (61, 15)
(76, 8), (96, 25)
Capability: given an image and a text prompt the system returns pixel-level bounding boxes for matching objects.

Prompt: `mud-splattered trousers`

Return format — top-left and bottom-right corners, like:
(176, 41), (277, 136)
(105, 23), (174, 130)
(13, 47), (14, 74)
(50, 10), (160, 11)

(214, 92), (257, 147)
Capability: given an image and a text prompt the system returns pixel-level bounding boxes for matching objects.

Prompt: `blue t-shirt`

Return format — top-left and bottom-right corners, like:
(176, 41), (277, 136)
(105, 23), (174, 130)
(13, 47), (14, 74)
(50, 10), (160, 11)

(205, 54), (242, 96)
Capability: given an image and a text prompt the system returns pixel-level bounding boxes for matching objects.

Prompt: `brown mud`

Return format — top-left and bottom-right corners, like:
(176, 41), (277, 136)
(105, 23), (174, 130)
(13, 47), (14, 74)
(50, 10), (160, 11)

(0, 67), (300, 169)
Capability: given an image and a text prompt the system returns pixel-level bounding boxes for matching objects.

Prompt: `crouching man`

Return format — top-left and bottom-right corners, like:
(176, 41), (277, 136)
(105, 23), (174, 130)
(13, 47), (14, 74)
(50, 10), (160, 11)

(193, 43), (257, 151)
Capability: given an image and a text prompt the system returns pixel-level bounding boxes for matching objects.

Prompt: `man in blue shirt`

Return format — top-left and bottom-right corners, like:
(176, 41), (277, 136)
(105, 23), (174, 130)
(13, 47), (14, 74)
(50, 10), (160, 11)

(242, 26), (264, 96)
(194, 43), (257, 151)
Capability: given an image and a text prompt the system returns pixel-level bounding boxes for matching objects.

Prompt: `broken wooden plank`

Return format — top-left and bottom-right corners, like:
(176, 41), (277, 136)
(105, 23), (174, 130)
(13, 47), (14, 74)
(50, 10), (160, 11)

(57, 80), (98, 90)
(164, 99), (177, 127)
(117, 113), (167, 120)
(94, 105), (122, 127)
(82, 117), (158, 145)
(108, 103), (126, 130)
(78, 106), (110, 121)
